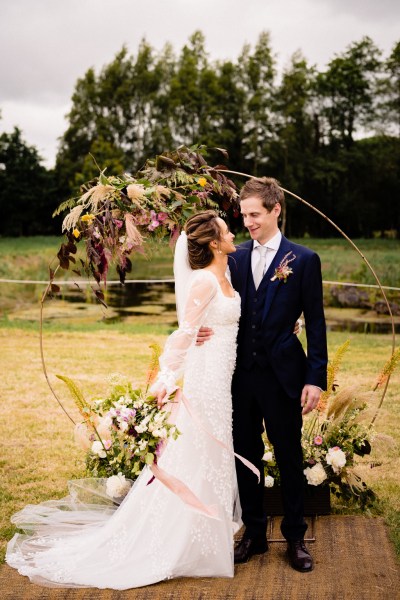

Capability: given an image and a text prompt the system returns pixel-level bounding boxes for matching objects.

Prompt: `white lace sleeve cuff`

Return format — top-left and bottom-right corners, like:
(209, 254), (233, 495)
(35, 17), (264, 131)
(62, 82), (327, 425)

(149, 367), (177, 396)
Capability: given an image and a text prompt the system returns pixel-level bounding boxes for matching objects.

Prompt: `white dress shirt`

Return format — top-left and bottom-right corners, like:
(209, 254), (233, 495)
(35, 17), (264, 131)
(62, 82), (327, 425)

(252, 230), (282, 281)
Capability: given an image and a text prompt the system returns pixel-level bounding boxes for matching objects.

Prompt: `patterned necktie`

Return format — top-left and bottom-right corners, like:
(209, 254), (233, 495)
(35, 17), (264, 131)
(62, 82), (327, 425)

(253, 245), (268, 289)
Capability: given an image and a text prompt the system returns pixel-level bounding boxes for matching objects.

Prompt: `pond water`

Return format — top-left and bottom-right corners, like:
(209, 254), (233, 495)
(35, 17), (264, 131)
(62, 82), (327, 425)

(56, 282), (400, 334)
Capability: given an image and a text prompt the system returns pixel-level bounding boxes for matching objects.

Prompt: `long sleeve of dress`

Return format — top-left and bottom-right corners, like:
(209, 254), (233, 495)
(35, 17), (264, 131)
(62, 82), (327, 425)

(150, 271), (218, 395)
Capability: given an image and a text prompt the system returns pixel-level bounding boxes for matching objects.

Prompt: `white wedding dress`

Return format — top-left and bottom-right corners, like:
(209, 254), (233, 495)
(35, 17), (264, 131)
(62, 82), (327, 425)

(6, 269), (242, 589)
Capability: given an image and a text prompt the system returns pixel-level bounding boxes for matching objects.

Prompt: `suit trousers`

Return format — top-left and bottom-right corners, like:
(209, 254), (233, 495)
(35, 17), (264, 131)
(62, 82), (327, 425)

(232, 363), (307, 541)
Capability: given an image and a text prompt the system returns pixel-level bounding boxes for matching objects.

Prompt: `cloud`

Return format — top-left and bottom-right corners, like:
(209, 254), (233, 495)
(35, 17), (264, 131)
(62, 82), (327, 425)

(309, 0), (400, 21)
(1, 0), (398, 166)
(1, 100), (69, 166)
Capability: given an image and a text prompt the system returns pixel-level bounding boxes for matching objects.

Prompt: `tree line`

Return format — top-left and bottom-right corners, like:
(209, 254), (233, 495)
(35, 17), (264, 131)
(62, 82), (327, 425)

(0, 31), (399, 237)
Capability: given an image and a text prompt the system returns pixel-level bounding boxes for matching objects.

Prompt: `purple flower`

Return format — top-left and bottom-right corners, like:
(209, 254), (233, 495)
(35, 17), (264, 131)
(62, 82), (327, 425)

(148, 211), (160, 231)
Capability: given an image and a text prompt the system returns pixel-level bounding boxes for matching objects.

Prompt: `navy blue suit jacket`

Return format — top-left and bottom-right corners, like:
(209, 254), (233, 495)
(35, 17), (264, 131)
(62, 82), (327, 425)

(229, 236), (328, 398)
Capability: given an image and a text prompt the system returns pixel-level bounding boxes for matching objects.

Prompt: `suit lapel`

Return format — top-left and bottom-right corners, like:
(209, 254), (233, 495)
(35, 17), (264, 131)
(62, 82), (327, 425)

(230, 241), (252, 313)
(262, 236), (292, 323)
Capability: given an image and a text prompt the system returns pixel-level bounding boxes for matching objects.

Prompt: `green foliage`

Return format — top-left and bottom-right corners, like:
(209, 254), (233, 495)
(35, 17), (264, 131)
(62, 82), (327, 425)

(0, 128), (59, 236)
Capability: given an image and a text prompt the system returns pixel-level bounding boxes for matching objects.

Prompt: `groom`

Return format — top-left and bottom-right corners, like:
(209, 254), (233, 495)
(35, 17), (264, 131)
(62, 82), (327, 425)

(200, 177), (327, 572)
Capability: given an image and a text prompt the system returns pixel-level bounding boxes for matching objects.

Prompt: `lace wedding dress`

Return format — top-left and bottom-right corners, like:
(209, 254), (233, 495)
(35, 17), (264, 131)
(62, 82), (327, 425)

(6, 270), (242, 589)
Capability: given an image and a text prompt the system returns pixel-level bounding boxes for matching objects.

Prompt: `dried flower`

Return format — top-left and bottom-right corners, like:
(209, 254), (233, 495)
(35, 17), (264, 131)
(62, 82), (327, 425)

(126, 183), (146, 203)
(270, 251), (296, 283)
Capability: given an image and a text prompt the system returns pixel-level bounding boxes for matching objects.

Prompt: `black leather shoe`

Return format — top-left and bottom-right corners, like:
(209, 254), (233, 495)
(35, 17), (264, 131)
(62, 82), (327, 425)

(234, 535), (268, 564)
(287, 540), (313, 572)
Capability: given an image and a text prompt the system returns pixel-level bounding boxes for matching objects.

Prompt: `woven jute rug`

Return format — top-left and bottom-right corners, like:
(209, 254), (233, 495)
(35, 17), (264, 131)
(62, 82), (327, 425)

(1, 516), (399, 600)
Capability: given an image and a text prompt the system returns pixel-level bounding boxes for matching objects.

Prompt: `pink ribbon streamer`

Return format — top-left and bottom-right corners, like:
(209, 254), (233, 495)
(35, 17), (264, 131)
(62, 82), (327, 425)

(150, 463), (219, 519)
(148, 388), (260, 519)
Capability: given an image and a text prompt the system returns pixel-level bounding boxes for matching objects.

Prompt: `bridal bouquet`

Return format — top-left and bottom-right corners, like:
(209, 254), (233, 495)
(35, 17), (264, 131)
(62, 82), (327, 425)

(58, 347), (181, 484)
(76, 374), (180, 481)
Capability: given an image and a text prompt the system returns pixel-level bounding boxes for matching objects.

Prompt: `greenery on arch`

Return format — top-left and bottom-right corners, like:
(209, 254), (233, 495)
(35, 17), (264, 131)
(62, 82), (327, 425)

(51, 145), (239, 303)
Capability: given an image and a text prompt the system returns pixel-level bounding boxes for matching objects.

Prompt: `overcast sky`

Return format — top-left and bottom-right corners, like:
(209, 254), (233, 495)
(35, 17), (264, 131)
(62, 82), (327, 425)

(1, 0), (398, 167)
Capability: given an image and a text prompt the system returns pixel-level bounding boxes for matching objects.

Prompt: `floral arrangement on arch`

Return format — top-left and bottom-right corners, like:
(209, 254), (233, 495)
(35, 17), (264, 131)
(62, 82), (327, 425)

(263, 340), (400, 508)
(51, 145), (239, 304)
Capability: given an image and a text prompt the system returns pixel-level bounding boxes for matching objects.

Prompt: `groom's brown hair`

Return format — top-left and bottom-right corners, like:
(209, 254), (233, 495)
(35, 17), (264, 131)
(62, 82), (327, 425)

(240, 177), (285, 213)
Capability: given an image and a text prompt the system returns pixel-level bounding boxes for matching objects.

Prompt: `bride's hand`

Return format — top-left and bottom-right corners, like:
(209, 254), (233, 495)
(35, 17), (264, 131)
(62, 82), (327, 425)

(155, 387), (168, 409)
(195, 326), (214, 346)
(293, 318), (303, 336)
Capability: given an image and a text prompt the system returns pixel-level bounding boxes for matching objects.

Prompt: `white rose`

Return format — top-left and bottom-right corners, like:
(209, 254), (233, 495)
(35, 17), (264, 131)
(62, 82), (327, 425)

(326, 447), (346, 473)
(262, 452), (273, 463)
(106, 473), (131, 499)
(304, 462), (328, 486)
(264, 475), (274, 488)
(138, 439), (148, 451)
(91, 440), (107, 458)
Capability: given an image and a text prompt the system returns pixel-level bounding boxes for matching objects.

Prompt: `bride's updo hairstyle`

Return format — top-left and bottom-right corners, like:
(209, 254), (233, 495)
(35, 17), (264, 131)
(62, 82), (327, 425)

(184, 210), (222, 270)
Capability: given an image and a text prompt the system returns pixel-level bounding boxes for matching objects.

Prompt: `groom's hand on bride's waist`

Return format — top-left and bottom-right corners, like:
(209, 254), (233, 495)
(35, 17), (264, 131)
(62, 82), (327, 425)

(196, 326), (214, 345)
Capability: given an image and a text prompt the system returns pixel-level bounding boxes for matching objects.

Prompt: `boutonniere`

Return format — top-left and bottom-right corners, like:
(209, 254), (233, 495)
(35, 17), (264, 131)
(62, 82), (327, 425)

(270, 251), (296, 283)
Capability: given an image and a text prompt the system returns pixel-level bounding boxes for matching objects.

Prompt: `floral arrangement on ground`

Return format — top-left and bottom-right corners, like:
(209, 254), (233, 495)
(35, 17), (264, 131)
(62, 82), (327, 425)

(263, 340), (400, 509)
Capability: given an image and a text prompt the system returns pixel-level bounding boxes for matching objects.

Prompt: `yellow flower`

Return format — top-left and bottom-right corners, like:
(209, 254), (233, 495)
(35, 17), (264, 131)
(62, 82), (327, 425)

(81, 213), (95, 223)
(72, 228), (80, 238)
(197, 177), (207, 187)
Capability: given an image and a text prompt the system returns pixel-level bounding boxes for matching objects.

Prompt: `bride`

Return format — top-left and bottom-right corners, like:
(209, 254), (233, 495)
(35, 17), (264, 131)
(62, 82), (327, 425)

(6, 210), (250, 589)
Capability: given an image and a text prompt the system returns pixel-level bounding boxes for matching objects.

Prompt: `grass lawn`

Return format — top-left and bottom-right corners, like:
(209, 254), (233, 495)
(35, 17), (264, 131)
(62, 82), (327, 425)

(1, 324), (399, 562)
